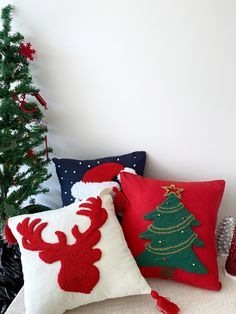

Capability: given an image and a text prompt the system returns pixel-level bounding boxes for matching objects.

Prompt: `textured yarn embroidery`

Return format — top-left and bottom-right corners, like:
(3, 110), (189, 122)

(136, 185), (208, 274)
(17, 197), (108, 294)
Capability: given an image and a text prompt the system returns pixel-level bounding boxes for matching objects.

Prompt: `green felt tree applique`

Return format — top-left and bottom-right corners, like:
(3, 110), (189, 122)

(136, 184), (208, 275)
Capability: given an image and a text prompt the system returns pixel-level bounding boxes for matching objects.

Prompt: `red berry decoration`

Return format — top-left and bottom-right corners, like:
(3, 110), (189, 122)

(19, 42), (36, 61)
(25, 150), (36, 158)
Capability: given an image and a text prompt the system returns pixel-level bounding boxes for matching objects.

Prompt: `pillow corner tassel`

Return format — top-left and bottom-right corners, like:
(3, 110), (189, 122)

(4, 219), (18, 244)
(151, 290), (180, 314)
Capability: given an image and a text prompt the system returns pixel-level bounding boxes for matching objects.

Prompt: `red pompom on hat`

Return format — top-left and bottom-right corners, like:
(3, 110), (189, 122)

(71, 162), (136, 201)
(4, 219), (17, 244)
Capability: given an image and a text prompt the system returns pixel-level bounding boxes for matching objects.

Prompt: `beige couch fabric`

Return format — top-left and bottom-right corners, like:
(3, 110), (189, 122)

(6, 258), (236, 314)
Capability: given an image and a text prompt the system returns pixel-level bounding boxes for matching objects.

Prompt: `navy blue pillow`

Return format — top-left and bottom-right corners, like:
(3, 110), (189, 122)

(53, 151), (146, 206)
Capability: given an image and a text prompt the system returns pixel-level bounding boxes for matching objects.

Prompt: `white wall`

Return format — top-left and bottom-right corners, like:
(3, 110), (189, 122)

(1, 0), (236, 220)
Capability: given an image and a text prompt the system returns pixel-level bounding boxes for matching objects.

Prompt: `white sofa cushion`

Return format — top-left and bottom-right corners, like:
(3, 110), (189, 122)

(5, 258), (236, 314)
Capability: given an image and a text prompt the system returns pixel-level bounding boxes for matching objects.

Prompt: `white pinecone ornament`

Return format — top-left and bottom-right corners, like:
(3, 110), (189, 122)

(216, 216), (235, 256)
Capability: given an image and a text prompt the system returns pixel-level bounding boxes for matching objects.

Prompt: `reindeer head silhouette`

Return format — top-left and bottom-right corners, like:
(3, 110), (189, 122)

(17, 197), (108, 294)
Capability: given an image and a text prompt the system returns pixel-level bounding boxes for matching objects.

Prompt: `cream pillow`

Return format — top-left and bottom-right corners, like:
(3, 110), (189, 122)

(7, 192), (150, 314)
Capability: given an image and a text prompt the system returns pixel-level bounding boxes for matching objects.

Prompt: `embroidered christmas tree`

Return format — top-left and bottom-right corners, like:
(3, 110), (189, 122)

(136, 184), (208, 274)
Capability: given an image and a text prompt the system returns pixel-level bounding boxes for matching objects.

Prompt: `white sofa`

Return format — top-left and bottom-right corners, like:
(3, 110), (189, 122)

(5, 258), (236, 314)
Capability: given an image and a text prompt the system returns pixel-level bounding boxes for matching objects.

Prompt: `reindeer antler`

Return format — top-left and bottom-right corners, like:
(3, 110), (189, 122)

(17, 218), (50, 251)
(77, 197), (108, 237)
(17, 217), (68, 263)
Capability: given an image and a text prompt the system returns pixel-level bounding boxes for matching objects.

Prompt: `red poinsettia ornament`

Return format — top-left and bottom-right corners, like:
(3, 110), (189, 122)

(19, 42), (36, 61)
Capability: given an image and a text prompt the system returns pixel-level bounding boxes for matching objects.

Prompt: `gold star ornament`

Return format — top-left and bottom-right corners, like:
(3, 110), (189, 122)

(162, 184), (184, 199)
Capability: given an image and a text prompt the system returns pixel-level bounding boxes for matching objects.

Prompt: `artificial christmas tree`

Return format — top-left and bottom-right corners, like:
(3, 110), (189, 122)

(136, 184), (208, 276)
(0, 5), (52, 227)
(225, 227), (236, 280)
(0, 5), (52, 312)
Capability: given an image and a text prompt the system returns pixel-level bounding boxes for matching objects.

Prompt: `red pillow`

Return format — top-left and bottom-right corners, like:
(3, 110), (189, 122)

(120, 172), (225, 290)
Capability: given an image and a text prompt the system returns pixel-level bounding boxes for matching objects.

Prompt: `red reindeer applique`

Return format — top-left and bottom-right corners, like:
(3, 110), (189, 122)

(16, 197), (108, 294)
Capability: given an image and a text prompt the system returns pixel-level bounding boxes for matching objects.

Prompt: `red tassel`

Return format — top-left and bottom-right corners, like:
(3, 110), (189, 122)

(113, 188), (127, 215)
(151, 290), (180, 314)
(4, 219), (17, 244)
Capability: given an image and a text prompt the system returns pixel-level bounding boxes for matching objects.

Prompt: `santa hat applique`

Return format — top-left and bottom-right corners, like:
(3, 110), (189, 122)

(71, 162), (136, 201)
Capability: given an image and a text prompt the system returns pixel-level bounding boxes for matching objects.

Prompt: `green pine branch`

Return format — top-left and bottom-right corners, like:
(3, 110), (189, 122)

(1, 5), (13, 37)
